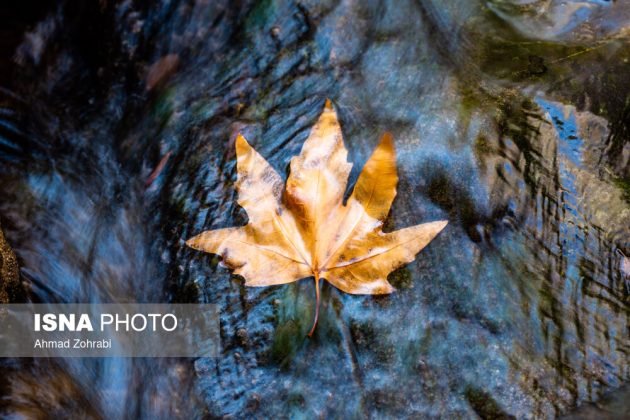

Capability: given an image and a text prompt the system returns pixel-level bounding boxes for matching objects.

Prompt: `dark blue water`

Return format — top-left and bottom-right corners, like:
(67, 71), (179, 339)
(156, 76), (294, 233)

(0, 1), (628, 418)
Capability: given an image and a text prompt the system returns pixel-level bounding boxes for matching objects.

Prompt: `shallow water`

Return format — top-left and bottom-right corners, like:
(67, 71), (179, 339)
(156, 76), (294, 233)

(0, 0), (628, 418)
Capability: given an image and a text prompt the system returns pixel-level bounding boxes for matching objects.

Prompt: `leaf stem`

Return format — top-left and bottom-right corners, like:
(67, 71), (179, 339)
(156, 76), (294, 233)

(307, 272), (321, 337)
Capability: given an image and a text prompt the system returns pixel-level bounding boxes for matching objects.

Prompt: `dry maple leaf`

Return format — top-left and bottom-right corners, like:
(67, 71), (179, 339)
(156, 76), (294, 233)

(187, 100), (447, 335)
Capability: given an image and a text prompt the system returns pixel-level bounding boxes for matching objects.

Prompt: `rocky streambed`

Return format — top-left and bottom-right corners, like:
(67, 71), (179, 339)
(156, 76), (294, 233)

(0, 0), (628, 418)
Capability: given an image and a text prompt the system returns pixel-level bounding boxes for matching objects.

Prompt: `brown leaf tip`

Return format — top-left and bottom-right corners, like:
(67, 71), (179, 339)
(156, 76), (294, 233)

(235, 133), (249, 154)
(324, 98), (333, 110)
(375, 283), (396, 294)
(185, 237), (197, 249)
(433, 220), (449, 233)
(380, 132), (394, 150)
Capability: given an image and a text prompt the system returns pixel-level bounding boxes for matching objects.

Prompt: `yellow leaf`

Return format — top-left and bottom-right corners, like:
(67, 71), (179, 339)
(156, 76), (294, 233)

(187, 99), (447, 335)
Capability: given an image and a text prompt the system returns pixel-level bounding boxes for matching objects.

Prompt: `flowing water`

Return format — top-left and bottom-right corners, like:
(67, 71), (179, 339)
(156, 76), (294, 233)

(0, 0), (628, 418)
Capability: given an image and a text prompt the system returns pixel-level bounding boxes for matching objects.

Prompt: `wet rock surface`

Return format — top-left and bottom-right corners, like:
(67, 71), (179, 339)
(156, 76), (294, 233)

(0, 224), (20, 303)
(0, 0), (628, 418)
